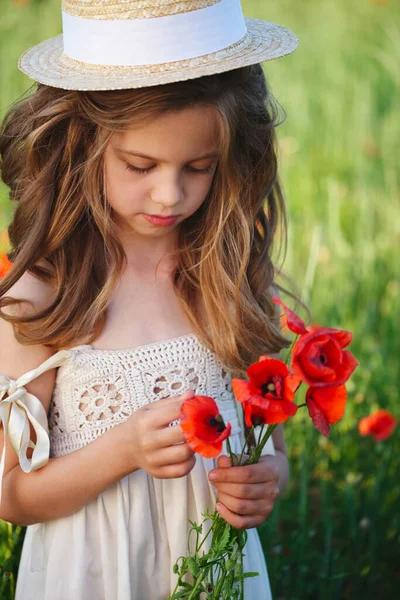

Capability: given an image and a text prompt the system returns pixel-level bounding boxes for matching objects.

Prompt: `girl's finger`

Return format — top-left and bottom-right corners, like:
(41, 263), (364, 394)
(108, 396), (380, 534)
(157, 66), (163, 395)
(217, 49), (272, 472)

(146, 389), (195, 410)
(154, 423), (186, 447)
(215, 502), (266, 530)
(146, 394), (194, 428)
(210, 481), (270, 500)
(157, 454), (197, 479)
(156, 442), (195, 467)
(209, 461), (277, 484)
(216, 491), (267, 516)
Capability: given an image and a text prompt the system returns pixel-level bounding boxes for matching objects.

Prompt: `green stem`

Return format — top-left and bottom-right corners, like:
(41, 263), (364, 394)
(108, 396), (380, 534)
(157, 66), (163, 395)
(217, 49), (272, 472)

(187, 525), (195, 556)
(187, 571), (206, 600)
(239, 542), (245, 600)
(239, 426), (255, 465)
(169, 560), (185, 599)
(257, 425), (265, 446)
(226, 437), (236, 465)
(196, 511), (220, 552)
(247, 423), (278, 464)
(169, 578), (180, 599)
(213, 565), (227, 598)
(283, 334), (299, 364)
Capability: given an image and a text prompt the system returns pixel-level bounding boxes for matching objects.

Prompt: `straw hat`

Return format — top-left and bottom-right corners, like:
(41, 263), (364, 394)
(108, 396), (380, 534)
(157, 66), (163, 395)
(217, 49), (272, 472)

(18, 0), (298, 91)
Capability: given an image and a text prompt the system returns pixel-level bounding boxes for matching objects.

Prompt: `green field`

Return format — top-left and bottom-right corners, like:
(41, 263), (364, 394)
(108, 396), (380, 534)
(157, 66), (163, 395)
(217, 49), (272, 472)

(1, 0), (399, 598)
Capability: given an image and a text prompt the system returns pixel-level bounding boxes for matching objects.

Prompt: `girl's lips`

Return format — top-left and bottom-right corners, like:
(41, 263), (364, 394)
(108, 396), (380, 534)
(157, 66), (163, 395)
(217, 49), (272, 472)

(142, 214), (179, 227)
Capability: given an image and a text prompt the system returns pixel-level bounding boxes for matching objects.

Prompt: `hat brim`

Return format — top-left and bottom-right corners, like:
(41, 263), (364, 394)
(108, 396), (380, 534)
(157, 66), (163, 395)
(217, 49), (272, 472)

(18, 18), (298, 91)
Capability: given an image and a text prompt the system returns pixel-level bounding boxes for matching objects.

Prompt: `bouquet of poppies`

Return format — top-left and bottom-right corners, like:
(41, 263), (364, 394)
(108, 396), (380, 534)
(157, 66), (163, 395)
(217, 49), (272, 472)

(167, 296), (358, 600)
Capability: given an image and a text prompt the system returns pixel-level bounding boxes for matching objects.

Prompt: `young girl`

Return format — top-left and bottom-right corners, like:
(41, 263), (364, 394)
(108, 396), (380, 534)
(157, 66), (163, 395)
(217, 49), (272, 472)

(0, 1), (298, 598)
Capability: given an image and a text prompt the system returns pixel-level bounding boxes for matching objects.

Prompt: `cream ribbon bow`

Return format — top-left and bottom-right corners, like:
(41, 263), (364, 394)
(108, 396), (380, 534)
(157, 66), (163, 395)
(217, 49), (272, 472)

(0, 350), (72, 504)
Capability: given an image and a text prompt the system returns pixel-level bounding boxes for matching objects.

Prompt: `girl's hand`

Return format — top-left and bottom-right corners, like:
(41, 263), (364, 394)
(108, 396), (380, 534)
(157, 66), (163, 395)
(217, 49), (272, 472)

(120, 390), (197, 479)
(208, 455), (280, 529)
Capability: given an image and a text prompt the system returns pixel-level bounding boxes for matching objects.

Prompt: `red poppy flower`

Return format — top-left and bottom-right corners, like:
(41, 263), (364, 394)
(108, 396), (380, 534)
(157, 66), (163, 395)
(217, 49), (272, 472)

(0, 254), (12, 279)
(292, 327), (358, 387)
(306, 385), (348, 436)
(358, 409), (397, 441)
(242, 400), (270, 428)
(180, 395), (232, 458)
(273, 296), (358, 388)
(232, 357), (300, 424)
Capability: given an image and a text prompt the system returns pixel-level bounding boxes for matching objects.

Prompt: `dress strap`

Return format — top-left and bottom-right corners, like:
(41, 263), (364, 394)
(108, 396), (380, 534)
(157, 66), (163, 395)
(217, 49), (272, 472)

(0, 350), (72, 504)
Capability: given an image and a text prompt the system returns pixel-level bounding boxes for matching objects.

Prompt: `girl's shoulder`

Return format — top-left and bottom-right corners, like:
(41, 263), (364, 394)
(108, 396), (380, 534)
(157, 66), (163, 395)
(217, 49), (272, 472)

(2, 264), (56, 318)
(0, 268), (57, 385)
(0, 269), (60, 502)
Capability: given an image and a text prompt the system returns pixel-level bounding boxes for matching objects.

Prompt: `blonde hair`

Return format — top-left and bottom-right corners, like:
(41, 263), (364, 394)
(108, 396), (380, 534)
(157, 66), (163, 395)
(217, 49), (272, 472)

(0, 65), (289, 376)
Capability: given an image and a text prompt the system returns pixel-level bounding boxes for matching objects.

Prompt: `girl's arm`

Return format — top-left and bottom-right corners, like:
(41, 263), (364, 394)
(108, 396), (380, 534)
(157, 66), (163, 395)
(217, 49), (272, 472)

(1, 412), (139, 526)
(0, 277), (137, 525)
(0, 323), (194, 526)
(0, 274), (195, 526)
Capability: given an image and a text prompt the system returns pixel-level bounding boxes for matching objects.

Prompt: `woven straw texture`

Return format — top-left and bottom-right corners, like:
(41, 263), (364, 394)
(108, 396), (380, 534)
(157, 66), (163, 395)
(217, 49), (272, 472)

(19, 18), (298, 91)
(62, 0), (220, 19)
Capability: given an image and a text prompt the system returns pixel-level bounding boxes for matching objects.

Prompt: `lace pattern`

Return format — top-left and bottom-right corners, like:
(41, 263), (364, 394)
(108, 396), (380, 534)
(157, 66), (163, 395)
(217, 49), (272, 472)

(48, 334), (241, 457)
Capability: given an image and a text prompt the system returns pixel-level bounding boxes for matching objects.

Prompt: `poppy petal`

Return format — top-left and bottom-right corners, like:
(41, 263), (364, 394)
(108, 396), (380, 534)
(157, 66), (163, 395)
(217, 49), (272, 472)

(247, 357), (289, 388)
(243, 401), (270, 428)
(306, 385), (347, 424)
(272, 296), (308, 335)
(330, 329), (353, 348)
(306, 396), (331, 436)
(232, 379), (252, 404)
(250, 396), (295, 424)
(285, 374), (302, 396)
(336, 351), (359, 385)
(281, 400), (298, 417)
(298, 338), (338, 382)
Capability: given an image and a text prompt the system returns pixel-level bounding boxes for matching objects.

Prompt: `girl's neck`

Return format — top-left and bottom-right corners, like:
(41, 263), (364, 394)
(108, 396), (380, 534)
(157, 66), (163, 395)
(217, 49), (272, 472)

(117, 226), (179, 276)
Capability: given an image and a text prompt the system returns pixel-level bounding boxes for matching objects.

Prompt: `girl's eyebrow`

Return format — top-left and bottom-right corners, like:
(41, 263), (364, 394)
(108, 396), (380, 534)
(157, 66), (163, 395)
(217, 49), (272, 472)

(115, 148), (218, 162)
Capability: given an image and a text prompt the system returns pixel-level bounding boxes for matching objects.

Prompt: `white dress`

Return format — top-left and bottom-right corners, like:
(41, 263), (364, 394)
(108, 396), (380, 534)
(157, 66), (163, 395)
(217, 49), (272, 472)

(6, 333), (274, 600)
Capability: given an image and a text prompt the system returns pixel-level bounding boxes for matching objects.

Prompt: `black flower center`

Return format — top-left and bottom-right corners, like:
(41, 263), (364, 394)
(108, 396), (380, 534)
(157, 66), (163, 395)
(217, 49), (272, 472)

(208, 414), (226, 433)
(261, 381), (277, 396)
(320, 354), (327, 364)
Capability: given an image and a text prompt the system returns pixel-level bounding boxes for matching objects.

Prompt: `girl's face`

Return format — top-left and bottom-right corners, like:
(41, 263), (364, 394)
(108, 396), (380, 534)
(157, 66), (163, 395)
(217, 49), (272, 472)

(104, 105), (219, 241)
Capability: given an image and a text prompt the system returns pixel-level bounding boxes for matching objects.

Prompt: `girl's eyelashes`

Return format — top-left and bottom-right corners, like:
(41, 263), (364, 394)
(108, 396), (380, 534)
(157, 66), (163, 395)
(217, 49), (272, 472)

(124, 164), (154, 175)
(124, 163), (214, 176)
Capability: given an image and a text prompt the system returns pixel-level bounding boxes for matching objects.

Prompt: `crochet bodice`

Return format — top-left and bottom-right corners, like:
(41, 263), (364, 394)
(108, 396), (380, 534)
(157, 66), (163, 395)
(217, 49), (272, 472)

(48, 333), (242, 457)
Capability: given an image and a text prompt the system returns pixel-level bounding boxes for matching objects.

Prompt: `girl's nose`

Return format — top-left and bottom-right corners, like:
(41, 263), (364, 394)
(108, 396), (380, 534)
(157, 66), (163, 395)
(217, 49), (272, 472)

(151, 172), (184, 208)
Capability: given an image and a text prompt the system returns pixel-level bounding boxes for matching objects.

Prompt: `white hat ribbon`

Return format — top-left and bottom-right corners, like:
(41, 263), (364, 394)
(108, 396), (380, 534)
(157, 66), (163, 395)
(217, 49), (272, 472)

(62, 0), (247, 66)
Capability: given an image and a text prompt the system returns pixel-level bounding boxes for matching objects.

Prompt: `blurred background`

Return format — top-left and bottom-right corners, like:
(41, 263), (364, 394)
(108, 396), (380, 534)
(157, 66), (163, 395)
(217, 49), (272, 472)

(0, 0), (399, 598)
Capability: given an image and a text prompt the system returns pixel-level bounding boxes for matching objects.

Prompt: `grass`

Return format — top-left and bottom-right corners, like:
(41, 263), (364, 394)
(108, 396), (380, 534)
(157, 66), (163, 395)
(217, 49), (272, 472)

(0, 0), (399, 598)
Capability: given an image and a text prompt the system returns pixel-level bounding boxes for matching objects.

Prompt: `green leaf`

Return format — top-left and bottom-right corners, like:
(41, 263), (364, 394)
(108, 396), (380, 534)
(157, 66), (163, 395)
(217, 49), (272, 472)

(177, 582), (192, 590)
(169, 589), (192, 600)
(187, 557), (200, 578)
(216, 523), (231, 553)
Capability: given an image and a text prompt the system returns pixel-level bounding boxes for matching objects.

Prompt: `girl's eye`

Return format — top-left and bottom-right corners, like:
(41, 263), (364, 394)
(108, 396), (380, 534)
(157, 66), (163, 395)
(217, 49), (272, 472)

(125, 164), (153, 174)
(188, 165), (214, 175)
(124, 163), (214, 175)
